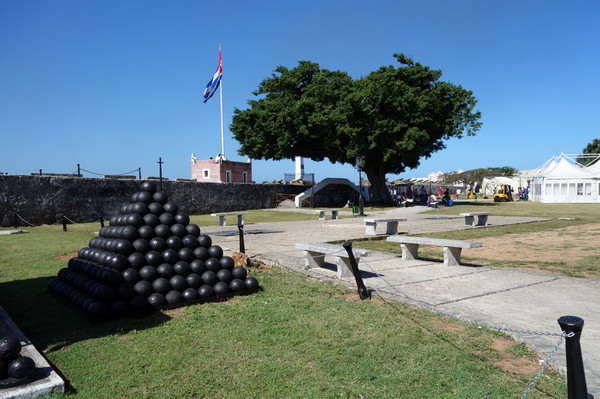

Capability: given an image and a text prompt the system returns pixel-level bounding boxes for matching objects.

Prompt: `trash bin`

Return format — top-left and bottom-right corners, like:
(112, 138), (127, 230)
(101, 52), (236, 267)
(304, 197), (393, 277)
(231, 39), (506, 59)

(352, 206), (359, 216)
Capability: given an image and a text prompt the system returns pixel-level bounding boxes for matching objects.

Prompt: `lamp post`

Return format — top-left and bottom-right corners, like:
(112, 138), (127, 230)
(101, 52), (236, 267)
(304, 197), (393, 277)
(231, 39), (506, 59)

(356, 156), (365, 216)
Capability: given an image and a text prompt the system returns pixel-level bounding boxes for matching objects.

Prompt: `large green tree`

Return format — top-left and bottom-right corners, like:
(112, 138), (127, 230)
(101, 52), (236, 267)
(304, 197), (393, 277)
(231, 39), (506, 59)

(230, 54), (482, 204)
(577, 138), (600, 165)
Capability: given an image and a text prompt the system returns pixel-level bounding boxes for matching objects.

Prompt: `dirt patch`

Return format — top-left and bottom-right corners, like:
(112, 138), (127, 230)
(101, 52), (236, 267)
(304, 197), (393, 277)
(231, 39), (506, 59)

(463, 223), (600, 263)
(55, 252), (78, 261)
(491, 339), (540, 376)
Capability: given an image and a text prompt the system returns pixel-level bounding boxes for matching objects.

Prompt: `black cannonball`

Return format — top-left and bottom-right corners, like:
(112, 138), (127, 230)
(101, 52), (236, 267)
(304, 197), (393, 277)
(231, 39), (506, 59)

(161, 249), (179, 265)
(93, 283), (117, 301)
(189, 259), (206, 275)
(152, 190), (168, 204)
(128, 252), (146, 269)
(107, 254), (129, 271)
(178, 247), (195, 263)
(163, 202), (179, 215)
(159, 212), (175, 226)
(131, 202), (149, 216)
(117, 282), (135, 299)
(193, 247), (210, 261)
(186, 223), (201, 237)
(175, 212), (190, 225)
(231, 266), (248, 281)
(166, 236), (184, 251)
(143, 213), (160, 228)
(111, 299), (129, 314)
(245, 276), (260, 290)
(197, 284), (215, 298)
(165, 290), (183, 304)
(216, 269), (233, 284)
(208, 245), (223, 259)
(182, 235), (199, 250)
(200, 271), (218, 286)
(154, 224), (172, 239)
(129, 295), (150, 312)
(101, 267), (124, 285)
(197, 234), (212, 249)
(145, 251), (164, 267)
(135, 191), (154, 204)
(149, 237), (167, 252)
(114, 240), (134, 256)
(229, 278), (246, 293)
(185, 273), (203, 289)
(173, 261), (191, 276)
(139, 265), (159, 282)
(140, 181), (158, 194)
(205, 258), (222, 273)
(182, 287), (198, 301)
(126, 214), (144, 228)
(213, 281), (229, 296)
(169, 275), (187, 291)
(220, 256), (235, 271)
(138, 225), (156, 240)
(133, 280), (154, 297)
(147, 292), (167, 307)
(170, 223), (187, 238)
(7, 356), (36, 378)
(87, 301), (110, 318)
(132, 238), (151, 254)
(152, 277), (171, 295)
(122, 268), (141, 284)
(0, 337), (21, 361)
(157, 263), (175, 279)
(148, 202), (165, 215)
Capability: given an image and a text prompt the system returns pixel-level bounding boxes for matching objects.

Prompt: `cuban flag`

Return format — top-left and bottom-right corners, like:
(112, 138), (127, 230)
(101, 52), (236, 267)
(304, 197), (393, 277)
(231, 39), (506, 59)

(203, 48), (222, 103)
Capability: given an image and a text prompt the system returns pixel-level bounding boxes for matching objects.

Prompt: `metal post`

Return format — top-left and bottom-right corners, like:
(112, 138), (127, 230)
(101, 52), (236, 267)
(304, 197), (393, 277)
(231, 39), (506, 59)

(62, 215), (67, 232)
(157, 157), (164, 190)
(12, 213), (18, 228)
(138, 167), (142, 179)
(342, 241), (370, 300)
(558, 315), (594, 399)
(99, 217), (105, 228)
(77, 163), (81, 177)
(237, 224), (245, 253)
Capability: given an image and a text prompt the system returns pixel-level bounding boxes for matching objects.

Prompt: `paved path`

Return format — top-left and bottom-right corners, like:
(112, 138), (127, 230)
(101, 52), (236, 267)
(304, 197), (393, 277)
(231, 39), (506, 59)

(204, 206), (600, 396)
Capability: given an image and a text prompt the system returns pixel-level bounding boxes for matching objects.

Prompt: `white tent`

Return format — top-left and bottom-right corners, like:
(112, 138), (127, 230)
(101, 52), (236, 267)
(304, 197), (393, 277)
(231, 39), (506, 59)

(529, 154), (600, 203)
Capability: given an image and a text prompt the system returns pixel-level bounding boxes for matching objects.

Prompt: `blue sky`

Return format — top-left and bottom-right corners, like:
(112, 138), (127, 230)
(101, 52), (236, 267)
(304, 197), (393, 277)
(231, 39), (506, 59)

(1, 1), (599, 183)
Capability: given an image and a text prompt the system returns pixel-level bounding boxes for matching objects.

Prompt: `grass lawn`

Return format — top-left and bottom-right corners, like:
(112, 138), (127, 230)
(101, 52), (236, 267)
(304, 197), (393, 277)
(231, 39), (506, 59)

(0, 205), (571, 398)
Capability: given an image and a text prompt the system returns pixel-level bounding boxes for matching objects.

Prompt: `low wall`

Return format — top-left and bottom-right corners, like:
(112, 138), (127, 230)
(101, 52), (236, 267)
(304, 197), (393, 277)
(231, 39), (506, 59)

(0, 176), (346, 226)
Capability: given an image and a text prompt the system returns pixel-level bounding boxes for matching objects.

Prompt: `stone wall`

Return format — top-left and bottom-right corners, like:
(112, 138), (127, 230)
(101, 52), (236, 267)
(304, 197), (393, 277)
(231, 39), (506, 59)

(0, 175), (347, 226)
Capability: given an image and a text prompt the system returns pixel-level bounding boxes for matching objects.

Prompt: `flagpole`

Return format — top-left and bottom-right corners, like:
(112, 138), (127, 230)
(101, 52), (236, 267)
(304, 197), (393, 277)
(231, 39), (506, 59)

(219, 44), (225, 158)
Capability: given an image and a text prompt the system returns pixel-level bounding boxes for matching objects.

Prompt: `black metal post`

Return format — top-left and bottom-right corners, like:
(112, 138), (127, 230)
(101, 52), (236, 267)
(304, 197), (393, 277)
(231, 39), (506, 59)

(99, 217), (105, 228)
(358, 169), (365, 216)
(12, 213), (18, 228)
(39, 169), (42, 175)
(62, 215), (67, 232)
(157, 157), (164, 190)
(558, 315), (594, 399)
(342, 241), (370, 300)
(237, 224), (245, 253)
(77, 163), (81, 177)
(138, 167), (142, 179)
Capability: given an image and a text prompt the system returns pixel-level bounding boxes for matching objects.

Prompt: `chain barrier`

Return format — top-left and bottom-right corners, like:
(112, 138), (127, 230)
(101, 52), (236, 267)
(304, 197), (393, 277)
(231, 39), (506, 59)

(9, 213), (107, 228)
(79, 167), (139, 177)
(15, 213), (39, 227)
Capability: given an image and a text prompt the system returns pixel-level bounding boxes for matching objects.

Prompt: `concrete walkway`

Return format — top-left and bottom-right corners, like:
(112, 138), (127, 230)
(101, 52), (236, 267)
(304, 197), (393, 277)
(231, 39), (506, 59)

(204, 206), (600, 397)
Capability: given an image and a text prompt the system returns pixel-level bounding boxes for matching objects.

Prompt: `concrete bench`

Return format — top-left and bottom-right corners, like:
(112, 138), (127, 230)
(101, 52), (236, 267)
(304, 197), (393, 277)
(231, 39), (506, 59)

(210, 212), (246, 226)
(364, 218), (407, 236)
(459, 212), (491, 227)
(295, 242), (369, 278)
(315, 210), (339, 220)
(386, 236), (483, 266)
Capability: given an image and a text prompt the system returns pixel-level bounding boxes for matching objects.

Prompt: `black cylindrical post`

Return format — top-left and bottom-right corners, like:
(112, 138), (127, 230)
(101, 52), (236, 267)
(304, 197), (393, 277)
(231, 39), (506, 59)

(157, 157), (163, 190)
(138, 167), (142, 179)
(77, 163), (81, 177)
(62, 215), (67, 232)
(237, 224), (245, 253)
(558, 315), (594, 399)
(99, 217), (105, 228)
(342, 241), (370, 300)
(12, 213), (18, 228)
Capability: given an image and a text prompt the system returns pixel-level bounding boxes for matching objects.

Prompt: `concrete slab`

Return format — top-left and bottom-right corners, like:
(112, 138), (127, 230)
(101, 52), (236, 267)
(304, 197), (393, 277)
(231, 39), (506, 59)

(0, 230), (28, 235)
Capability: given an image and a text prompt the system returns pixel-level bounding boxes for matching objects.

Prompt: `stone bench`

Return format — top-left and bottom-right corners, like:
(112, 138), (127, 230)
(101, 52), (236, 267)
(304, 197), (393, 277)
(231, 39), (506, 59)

(386, 236), (483, 266)
(210, 212), (246, 226)
(315, 210), (339, 220)
(459, 212), (491, 227)
(364, 218), (406, 236)
(295, 242), (369, 278)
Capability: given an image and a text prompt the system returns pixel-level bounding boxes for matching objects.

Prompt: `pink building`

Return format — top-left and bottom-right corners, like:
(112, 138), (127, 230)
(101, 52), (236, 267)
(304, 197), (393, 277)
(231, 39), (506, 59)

(191, 156), (252, 184)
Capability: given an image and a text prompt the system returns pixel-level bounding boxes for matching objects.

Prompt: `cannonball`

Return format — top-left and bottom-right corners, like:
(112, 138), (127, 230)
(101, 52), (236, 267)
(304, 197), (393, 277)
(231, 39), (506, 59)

(193, 247), (209, 261)
(163, 202), (179, 215)
(173, 261), (191, 276)
(169, 275), (187, 291)
(133, 280), (154, 297)
(213, 281), (229, 296)
(165, 290), (183, 304)
(245, 276), (260, 290)
(117, 282), (135, 299)
(139, 265), (159, 282)
(220, 256), (235, 271)
(0, 337), (21, 361)
(170, 223), (187, 238)
(138, 225), (156, 240)
(205, 258), (222, 273)
(178, 247), (195, 263)
(132, 238), (151, 254)
(149, 237), (167, 252)
(185, 273), (203, 289)
(144, 251), (164, 267)
(6, 356), (35, 379)
(107, 254), (129, 271)
(111, 299), (129, 314)
(161, 249), (179, 265)
(231, 266), (248, 281)
(229, 278), (246, 293)
(122, 268), (141, 284)
(197, 234), (212, 249)
(157, 263), (175, 279)
(148, 202), (164, 216)
(87, 301), (110, 318)
(126, 214), (145, 228)
(135, 191), (153, 204)
(216, 269), (233, 284)
(131, 202), (149, 216)
(143, 213), (160, 228)
(200, 271), (218, 286)
(129, 295), (150, 312)
(197, 284), (215, 298)
(166, 236), (184, 251)
(152, 190), (168, 204)
(128, 252), (146, 269)
(101, 267), (124, 285)
(182, 235), (199, 250)
(140, 181), (157, 194)
(182, 287), (198, 301)
(154, 224), (172, 239)
(186, 223), (201, 237)
(152, 277), (171, 295)
(175, 212), (190, 225)
(147, 292), (167, 307)
(159, 212), (175, 226)
(114, 240), (134, 256)
(189, 259), (206, 275)
(208, 245), (223, 259)
(93, 283), (117, 302)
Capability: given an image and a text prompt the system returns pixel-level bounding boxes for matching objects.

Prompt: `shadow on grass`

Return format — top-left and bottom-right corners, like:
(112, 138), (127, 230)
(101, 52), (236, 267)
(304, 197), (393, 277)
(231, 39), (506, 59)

(0, 276), (171, 353)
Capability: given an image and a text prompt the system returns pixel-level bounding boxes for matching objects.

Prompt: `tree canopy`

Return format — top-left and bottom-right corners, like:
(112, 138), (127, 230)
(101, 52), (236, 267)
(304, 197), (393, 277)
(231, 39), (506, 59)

(577, 138), (600, 166)
(230, 53), (482, 204)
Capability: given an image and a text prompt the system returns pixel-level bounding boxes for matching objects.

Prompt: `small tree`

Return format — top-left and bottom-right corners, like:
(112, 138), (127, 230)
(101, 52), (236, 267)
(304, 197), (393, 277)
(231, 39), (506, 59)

(230, 54), (482, 204)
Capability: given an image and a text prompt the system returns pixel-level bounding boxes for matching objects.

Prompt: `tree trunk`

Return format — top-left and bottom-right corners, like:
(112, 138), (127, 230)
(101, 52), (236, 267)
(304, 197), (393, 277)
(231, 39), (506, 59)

(363, 166), (393, 206)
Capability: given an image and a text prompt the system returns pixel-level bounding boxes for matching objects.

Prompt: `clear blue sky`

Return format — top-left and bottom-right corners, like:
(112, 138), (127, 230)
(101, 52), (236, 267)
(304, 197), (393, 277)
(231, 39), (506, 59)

(1, 1), (599, 183)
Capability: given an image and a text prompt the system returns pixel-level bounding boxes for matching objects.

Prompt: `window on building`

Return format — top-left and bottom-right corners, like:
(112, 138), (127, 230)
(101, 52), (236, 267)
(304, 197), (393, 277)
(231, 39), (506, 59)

(585, 183), (592, 195)
(577, 183), (583, 196)
(226, 170), (232, 183)
(203, 169), (210, 179)
(243, 171), (247, 183)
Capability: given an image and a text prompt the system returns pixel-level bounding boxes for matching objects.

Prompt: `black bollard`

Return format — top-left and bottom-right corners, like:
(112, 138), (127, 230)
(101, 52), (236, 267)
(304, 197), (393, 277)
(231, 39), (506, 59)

(237, 224), (245, 253)
(558, 315), (594, 399)
(99, 217), (105, 228)
(12, 213), (18, 228)
(62, 215), (67, 232)
(342, 241), (370, 300)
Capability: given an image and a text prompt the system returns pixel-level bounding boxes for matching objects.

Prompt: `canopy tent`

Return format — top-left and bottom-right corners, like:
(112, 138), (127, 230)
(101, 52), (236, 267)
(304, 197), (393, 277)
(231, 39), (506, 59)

(528, 154), (600, 203)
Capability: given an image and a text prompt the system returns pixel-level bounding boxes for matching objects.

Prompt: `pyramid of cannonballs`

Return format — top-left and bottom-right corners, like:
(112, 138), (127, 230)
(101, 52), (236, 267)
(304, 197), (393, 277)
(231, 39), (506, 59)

(48, 181), (260, 320)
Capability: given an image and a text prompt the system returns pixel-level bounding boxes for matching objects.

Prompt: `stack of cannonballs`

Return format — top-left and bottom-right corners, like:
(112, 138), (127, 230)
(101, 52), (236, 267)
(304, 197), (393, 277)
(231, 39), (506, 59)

(0, 337), (37, 387)
(48, 181), (260, 320)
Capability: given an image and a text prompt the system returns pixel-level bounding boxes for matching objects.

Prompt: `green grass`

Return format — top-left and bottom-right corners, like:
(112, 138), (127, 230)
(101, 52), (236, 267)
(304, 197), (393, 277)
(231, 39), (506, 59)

(0, 210), (570, 398)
